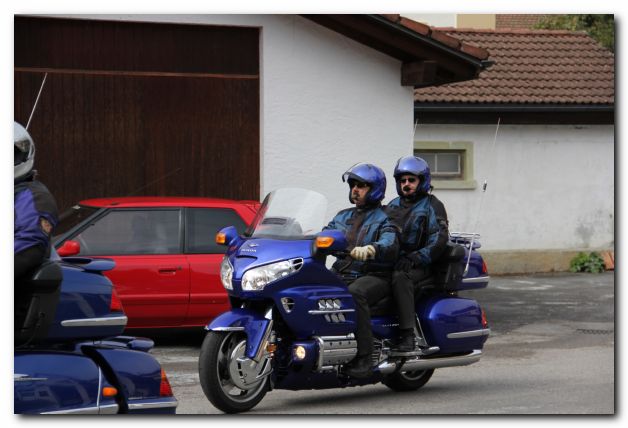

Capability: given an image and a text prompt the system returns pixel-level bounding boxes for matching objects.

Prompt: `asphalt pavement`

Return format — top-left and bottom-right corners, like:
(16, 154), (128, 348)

(145, 271), (615, 415)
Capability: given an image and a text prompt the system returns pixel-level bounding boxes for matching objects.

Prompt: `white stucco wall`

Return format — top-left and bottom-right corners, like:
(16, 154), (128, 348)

(413, 124), (615, 251)
(67, 14), (414, 221)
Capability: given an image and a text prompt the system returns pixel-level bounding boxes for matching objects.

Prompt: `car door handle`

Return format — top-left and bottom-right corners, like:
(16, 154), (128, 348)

(158, 266), (182, 275)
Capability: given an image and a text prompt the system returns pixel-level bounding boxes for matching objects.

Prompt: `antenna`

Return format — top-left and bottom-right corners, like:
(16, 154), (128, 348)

(26, 73), (48, 131)
(463, 117), (500, 275)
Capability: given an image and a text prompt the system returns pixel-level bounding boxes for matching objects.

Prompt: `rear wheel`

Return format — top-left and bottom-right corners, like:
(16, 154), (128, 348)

(383, 368), (434, 392)
(198, 331), (269, 413)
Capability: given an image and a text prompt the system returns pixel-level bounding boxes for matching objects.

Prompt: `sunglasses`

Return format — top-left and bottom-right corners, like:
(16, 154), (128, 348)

(398, 177), (417, 184)
(351, 182), (370, 189)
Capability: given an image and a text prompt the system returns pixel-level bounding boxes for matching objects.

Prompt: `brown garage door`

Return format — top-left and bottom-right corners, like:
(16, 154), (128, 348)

(14, 16), (260, 212)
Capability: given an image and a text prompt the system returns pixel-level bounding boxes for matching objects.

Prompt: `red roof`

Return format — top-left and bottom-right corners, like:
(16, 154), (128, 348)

(414, 28), (615, 105)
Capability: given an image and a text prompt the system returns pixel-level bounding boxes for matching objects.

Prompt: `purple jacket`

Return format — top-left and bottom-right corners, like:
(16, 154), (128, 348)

(14, 179), (59, 255)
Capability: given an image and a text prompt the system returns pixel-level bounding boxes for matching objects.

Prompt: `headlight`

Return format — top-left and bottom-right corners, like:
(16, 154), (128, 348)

(241, 259), (303, 291)
(220, 257), (233, 290)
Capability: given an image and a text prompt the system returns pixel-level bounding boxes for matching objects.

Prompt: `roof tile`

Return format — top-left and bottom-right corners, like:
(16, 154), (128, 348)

(415, 28), (614, 105)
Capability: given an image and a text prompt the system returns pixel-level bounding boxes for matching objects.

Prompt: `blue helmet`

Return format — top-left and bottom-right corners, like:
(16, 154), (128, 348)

(393, 155), (431, 195)
(342, 163), (387, 205)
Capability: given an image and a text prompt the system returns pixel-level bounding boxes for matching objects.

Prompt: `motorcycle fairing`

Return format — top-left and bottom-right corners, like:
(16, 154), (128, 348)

(207, 308), (271, 360)
(274, 285), (356, 338)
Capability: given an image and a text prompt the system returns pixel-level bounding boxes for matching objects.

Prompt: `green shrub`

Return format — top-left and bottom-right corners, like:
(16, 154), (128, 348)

(569, 252), (606, 273)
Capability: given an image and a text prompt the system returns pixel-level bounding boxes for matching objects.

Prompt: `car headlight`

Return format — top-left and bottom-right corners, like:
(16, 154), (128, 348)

(220, 257), (233, 290)
(241, 259), (303, 292)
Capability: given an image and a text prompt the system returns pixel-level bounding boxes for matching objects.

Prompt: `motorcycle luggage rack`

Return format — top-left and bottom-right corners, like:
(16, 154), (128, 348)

(450, 232), (481, 250)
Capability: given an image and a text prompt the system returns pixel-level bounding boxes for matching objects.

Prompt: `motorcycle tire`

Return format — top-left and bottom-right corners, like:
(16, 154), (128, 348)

(382, 368), (434, 392)
(198, 331), (269, 414)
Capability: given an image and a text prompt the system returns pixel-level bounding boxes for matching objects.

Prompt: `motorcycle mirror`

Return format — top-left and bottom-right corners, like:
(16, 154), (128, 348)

(314, 230), (348, 254)
(216, 226), (239, 247)
(57, 240), (81, 257)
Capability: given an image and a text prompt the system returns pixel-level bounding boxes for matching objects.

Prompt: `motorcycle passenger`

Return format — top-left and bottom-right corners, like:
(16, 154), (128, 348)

(323, 163), (399, 378)
(385, 156), (448, 352)
(14, 122), (59, 281)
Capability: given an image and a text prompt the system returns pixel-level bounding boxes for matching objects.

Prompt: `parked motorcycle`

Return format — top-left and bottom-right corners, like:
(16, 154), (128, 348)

(198, 188), (489, 413)
(14, 248), (178, 414)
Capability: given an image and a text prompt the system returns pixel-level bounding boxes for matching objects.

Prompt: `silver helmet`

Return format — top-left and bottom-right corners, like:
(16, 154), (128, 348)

(14, 122), (35, 180)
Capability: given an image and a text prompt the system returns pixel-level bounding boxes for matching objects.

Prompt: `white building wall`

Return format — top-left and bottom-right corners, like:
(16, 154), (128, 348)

(413, 124), (615, 251)
(68, 14), (414, 221)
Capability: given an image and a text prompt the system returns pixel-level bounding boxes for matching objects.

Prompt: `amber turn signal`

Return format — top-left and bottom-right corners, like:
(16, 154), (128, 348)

(216, 232), (226, 245)
(315, 236), (334, 248)
(102, 386), (118, 397)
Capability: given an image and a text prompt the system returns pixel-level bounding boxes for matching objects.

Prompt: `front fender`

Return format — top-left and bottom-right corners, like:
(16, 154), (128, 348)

(206, 308), (271, 360)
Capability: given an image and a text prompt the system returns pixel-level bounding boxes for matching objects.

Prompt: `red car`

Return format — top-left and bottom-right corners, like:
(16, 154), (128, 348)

(53, 197), (259, 329)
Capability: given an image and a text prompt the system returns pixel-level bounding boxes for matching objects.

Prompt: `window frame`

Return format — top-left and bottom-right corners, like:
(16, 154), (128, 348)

(67, 207), (184, 256)
(414, 140), (477, 190)
(183, 207), (248, 255)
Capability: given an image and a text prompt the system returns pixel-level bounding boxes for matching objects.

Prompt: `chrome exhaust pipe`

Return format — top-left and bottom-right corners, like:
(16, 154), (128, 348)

(377, 349), (483, 375)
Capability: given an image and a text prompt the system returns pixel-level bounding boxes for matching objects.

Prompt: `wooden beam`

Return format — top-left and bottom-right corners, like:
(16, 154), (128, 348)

(401, 61), (437, 87)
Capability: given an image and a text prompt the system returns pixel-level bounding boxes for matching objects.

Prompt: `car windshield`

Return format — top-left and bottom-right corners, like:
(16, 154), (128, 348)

(53, 204), (100, 242)
(245, 188), (328, 240)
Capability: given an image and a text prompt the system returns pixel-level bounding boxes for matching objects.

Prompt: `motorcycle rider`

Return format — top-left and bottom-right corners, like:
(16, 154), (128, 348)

(14, 122), (59, 281)
(324, 163), (399, 378)
(386, 155), (448, 352)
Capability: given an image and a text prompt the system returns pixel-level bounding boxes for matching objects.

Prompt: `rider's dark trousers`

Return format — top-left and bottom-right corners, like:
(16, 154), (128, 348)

(347, 274), (391, 357)
(391, 266), (431, 331)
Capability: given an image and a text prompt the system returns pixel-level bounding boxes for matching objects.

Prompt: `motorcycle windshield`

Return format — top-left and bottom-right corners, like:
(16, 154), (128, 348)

(245, 188), (328, 240)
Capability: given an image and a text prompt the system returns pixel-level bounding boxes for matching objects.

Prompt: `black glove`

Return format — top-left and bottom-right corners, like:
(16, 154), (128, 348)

(394, 252), (422, 272)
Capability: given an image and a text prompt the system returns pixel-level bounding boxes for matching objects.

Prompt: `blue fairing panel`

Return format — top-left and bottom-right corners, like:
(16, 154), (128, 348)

(14, 352), (100, 414)
(207, 309), (271, 359)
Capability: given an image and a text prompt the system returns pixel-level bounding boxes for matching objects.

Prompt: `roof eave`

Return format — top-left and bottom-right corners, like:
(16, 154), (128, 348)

(301, 14), (490, 87)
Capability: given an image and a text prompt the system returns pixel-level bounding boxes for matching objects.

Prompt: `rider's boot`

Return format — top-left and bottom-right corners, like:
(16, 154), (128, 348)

(392, 329), (418, 353)
(393, 334), (418, 352)
(345, 354), (372, 378)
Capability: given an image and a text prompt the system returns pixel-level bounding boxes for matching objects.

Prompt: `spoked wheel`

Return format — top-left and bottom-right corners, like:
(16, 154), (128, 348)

(198, 331), (269, 413)
(383, 368), (434, 392)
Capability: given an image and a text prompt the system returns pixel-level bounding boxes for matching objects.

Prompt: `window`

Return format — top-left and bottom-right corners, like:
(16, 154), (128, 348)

(414, 141), (476, 189)
(72, 209), (182, 255)
(185, 208), (248, 254)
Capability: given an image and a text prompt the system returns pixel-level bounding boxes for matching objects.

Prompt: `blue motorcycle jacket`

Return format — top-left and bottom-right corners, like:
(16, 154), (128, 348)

(324, 204), (399, 276)
(385, 195), (444, 266)
(14, 177), (59, 256)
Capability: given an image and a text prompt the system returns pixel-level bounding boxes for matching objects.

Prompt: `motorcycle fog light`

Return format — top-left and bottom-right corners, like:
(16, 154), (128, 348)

(294, 345), (306, 360)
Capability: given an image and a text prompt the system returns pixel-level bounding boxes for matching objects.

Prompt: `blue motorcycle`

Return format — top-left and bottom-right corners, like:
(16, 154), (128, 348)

(14, 250), (178, 414)
(198, 188), (489, 413)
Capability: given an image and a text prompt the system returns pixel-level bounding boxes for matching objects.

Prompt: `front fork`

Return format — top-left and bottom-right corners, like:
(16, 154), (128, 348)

(207, 306), (275, 386)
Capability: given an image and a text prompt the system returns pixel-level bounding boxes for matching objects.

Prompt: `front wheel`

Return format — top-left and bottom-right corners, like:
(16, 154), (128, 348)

(198, 331), (269, 413)
(383, 369), (434, 392)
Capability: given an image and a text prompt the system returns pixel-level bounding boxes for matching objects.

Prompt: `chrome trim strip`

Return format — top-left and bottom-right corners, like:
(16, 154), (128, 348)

(447, 328), (491, 339)
(462, 276), (490, 283)
(98, 404), (119, 414)
(210, 326), (245, 332)
(14, 373), (47, 382)
(314, 336), (325, 371)
(42, 406), (100, 415)
(61, 315), (128, 327)
(308, 309), (355, 315)
(96, 368), (102, 409)
(128, 400), (178, 410)
(321, 334), (355, 341)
